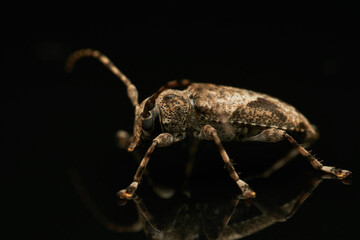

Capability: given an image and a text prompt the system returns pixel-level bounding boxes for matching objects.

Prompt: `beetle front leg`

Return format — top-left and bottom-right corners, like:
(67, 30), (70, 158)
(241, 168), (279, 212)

(200, 125), (256, 198)
(117, 133), (177, 200)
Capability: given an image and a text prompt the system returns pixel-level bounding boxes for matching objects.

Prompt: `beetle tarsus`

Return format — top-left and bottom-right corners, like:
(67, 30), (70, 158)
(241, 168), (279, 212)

(242, 187), (256, 199)
(117, 182), (138, 200)
(320, 166), (352, 180)
(333, 168), (352, 179)
(117, 189), (134, 200)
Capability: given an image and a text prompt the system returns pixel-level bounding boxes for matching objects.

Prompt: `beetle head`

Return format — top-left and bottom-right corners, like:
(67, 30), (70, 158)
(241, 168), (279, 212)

(128, 79), (191, 151)
(128, 98), (161, 151)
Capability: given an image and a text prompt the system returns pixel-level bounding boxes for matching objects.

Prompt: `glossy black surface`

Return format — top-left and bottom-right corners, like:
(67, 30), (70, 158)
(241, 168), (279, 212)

(3, 9), (359, 239)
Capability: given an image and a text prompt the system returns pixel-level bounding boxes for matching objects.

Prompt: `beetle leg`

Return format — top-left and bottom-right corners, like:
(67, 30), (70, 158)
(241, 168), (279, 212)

(243, 129), (301, 179)
(261, 136), (319, 178)
(116, 130), (132, 150)
(282, 131), (352, 179)
(200, 125), (256, 199)
(117, 133), (177, 200)
(244, 128), (351, 180)
(116, 129), (165, 195)
(202, 194), (243, 239)
(131, 194), (160, 232)
(242, 128), (285, 143)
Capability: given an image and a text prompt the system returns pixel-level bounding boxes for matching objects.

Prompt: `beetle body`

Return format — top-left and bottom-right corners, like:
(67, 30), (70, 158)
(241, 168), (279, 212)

(66, 49), (351, 201)
(149, 83), (317, 144)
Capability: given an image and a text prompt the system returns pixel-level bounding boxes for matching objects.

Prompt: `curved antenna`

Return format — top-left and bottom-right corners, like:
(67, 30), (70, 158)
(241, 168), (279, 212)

(65, 49), (139, 107)
(142, 79), (191, 118)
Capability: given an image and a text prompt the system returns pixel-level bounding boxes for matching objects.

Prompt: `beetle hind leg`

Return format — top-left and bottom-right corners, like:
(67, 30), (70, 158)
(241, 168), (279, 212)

(282, 132), (352, 180)
(244, 128), (352, 180)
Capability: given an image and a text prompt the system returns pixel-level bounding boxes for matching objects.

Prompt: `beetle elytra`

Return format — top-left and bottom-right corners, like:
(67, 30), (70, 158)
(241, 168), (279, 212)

(66, 49), (352, 200)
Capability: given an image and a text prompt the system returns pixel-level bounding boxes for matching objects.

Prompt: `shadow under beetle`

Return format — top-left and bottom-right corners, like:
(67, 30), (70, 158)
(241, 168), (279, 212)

(66, 49), (351, 201)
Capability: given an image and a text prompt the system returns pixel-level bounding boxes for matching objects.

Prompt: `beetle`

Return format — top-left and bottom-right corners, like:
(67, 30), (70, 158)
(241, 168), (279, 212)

(66, 49), (351, 200)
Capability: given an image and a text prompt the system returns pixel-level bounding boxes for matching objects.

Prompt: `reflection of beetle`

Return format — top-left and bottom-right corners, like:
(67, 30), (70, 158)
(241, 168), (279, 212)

(69, 157), (348, 239)
(117, 170), (329, 239)
(66, 49), (351, 200)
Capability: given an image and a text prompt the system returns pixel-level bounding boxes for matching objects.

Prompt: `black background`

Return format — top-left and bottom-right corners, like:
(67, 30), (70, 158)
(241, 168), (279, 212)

(2, 5), (359, 240)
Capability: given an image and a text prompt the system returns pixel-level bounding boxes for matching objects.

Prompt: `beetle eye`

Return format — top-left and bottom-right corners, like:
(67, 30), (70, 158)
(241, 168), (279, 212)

(142, 106), (159, 132)
(142, 113), (154, 131)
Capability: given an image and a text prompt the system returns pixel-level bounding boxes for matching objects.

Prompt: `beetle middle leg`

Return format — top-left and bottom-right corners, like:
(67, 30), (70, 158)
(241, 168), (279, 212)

(117, 133), (178, 200)
(244, 128), (352, 180)
(199, 125), (256, 198)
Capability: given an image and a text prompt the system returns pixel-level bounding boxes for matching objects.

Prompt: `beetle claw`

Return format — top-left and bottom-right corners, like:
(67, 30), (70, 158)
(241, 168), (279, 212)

(334, 169), (352, 180)
(243, 188), (256, 199)
(320, 166), (352, 181)
(117, 189), (134, 200)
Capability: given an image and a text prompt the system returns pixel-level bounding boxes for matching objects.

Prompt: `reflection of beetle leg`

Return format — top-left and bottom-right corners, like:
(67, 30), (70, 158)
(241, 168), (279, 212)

(132, 194), (160, 232)
(253, 172), (327, 223)
(202, 194), (244, 240)
(217, 194), (243, 238)
(285, 173), (325, 219)
(183, 137), (200, 193)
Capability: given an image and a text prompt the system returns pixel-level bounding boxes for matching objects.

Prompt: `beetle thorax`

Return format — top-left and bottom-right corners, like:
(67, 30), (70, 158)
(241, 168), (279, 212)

(156, 89), (191, 137)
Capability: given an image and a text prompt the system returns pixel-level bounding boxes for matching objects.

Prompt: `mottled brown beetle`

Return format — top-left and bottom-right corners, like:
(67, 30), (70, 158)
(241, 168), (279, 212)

(66, 49), (351, 200)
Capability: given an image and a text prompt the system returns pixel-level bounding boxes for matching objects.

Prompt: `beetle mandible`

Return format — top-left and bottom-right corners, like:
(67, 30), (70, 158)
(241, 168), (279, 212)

(66, 49), (351, 200)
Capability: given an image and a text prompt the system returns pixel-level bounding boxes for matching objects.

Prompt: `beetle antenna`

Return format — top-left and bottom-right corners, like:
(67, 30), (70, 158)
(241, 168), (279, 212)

(142, 79), (191, 118)
(65, 49), (139, 107)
